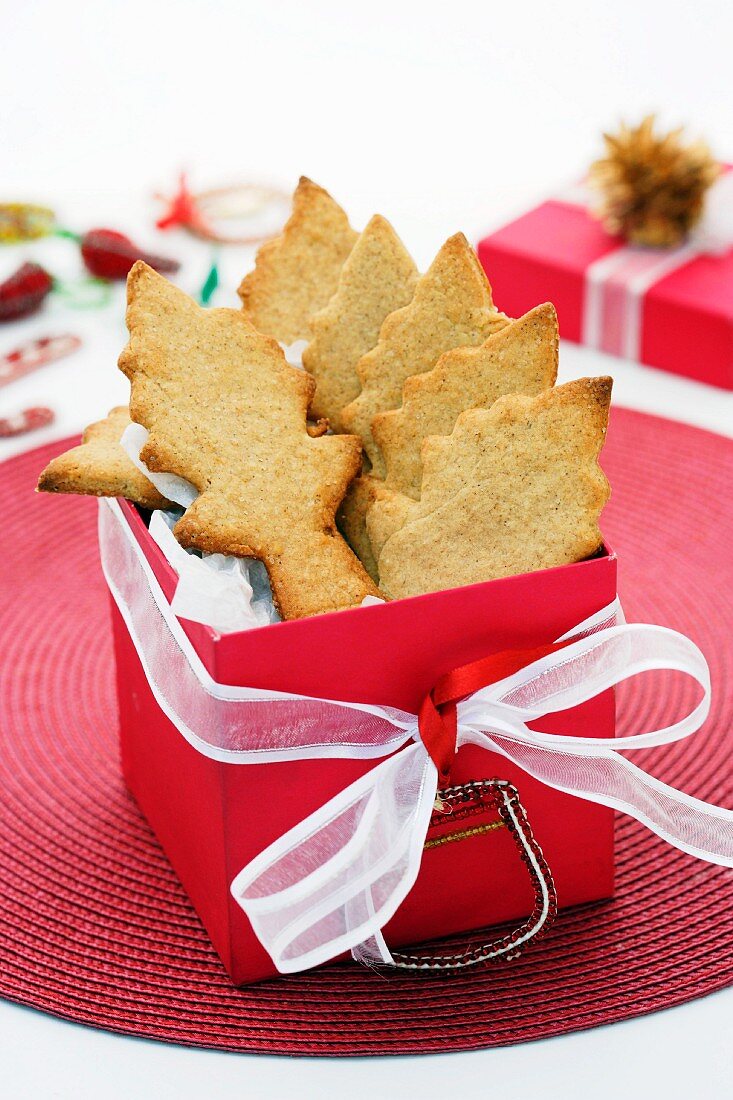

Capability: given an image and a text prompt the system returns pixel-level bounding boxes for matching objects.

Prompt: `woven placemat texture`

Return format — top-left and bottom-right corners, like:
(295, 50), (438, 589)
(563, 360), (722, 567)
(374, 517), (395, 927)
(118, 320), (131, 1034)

(1, 406), (732, 1055)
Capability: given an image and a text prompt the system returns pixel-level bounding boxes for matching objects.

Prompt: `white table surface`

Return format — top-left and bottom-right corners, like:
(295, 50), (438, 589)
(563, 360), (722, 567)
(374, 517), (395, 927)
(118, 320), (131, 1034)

(2, 1), (733, 1096)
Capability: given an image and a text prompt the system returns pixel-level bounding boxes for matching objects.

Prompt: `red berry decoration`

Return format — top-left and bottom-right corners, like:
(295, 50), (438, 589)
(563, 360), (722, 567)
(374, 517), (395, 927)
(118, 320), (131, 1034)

(0, 263), (54, 322)
(80, 228), (180, 280)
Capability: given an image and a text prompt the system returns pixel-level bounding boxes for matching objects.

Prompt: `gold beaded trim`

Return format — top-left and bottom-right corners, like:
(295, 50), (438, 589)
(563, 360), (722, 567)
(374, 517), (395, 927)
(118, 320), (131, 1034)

(423, 820), (505, 849)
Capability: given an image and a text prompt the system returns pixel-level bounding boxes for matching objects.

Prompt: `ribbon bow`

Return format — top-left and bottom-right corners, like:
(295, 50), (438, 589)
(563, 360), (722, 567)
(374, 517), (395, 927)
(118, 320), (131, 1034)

(98, 499), (733, 978)
(230, 617), (733, 974)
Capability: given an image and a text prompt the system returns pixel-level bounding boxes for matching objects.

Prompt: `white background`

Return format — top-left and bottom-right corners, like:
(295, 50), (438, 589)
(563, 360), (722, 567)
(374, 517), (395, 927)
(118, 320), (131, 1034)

(2, 1), (733, 1097)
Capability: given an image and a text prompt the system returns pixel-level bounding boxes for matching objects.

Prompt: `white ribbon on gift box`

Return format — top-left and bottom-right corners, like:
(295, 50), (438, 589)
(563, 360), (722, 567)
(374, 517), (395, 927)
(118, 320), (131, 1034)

(556, 169), (733, 361)
(99, 497), (733, 976)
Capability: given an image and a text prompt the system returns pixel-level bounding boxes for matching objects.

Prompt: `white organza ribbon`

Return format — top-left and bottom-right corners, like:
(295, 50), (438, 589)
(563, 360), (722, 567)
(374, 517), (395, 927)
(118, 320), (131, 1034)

(99, 498), (415, 762)
(99, 497), (733, 976)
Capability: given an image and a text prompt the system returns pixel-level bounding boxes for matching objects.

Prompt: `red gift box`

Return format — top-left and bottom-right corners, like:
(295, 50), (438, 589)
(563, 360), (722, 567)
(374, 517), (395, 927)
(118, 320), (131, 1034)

(108, 499), (616, 985)
(477, 180), (733, 391)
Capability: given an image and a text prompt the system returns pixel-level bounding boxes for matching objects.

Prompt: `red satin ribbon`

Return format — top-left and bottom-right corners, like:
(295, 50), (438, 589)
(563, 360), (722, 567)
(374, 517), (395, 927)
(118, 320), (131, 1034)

(418, 639), (572, 782)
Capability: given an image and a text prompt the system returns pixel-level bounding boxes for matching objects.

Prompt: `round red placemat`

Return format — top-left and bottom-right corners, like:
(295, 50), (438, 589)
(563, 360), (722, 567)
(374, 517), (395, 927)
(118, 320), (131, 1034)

(1, 407), (732, 1055)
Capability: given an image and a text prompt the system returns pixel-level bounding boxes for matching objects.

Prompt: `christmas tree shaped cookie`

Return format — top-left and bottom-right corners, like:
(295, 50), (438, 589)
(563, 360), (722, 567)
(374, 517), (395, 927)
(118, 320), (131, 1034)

(377, 378), (612, 600)
(340, 232), (510, 476)
(366, 305), (559, 562)
(374, 304), (558, 500)
(37, 405), (170, 510)
(120, 262), (379, 619)
(303, 215), (418, 431)
(238, 177), (358, 345)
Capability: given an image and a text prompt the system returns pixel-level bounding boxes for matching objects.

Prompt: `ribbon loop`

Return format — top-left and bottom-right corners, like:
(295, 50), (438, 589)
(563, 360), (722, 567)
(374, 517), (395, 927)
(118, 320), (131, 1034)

(417, 691), (455, 783)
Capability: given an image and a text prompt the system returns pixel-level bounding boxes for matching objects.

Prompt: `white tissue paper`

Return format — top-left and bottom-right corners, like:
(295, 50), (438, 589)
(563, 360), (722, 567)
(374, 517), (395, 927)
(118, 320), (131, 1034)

(121, 422), (280, 633)
(148, 511), (279, 633)
(121, 422), (198, 509)
(283, 339), (307, 369)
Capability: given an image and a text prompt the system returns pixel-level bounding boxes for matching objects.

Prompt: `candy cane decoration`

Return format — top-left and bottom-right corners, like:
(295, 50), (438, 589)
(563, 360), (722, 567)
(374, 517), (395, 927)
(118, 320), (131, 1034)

(0, 334), (82, 388)
(0, 406), (55, 438)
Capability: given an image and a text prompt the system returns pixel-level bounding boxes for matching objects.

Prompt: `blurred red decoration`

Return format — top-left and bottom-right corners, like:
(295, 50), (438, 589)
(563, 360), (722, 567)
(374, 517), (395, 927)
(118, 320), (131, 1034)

(0, 263), (54, 322)
(80, 228), (180, 280)
(0, 334), (82, 387)
(0, 405), (54, 437)
(156, 173), (289, 244)
(156, 175), (211, 237)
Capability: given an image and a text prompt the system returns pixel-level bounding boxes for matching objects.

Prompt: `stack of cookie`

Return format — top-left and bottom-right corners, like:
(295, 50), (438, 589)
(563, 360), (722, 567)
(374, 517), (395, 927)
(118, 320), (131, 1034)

(38, 178), (612, 620)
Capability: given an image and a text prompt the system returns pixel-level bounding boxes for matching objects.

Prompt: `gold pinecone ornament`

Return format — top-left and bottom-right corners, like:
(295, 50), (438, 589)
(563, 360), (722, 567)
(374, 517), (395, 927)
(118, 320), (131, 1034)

(589, 116), (720, 247)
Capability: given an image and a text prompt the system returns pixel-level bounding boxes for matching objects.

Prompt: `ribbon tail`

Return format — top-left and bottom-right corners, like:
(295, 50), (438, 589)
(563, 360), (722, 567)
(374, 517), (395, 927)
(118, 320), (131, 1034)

(351, 929), (395, 967)
(477, 732), (733, 867)
(230, 742), (438, 973)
